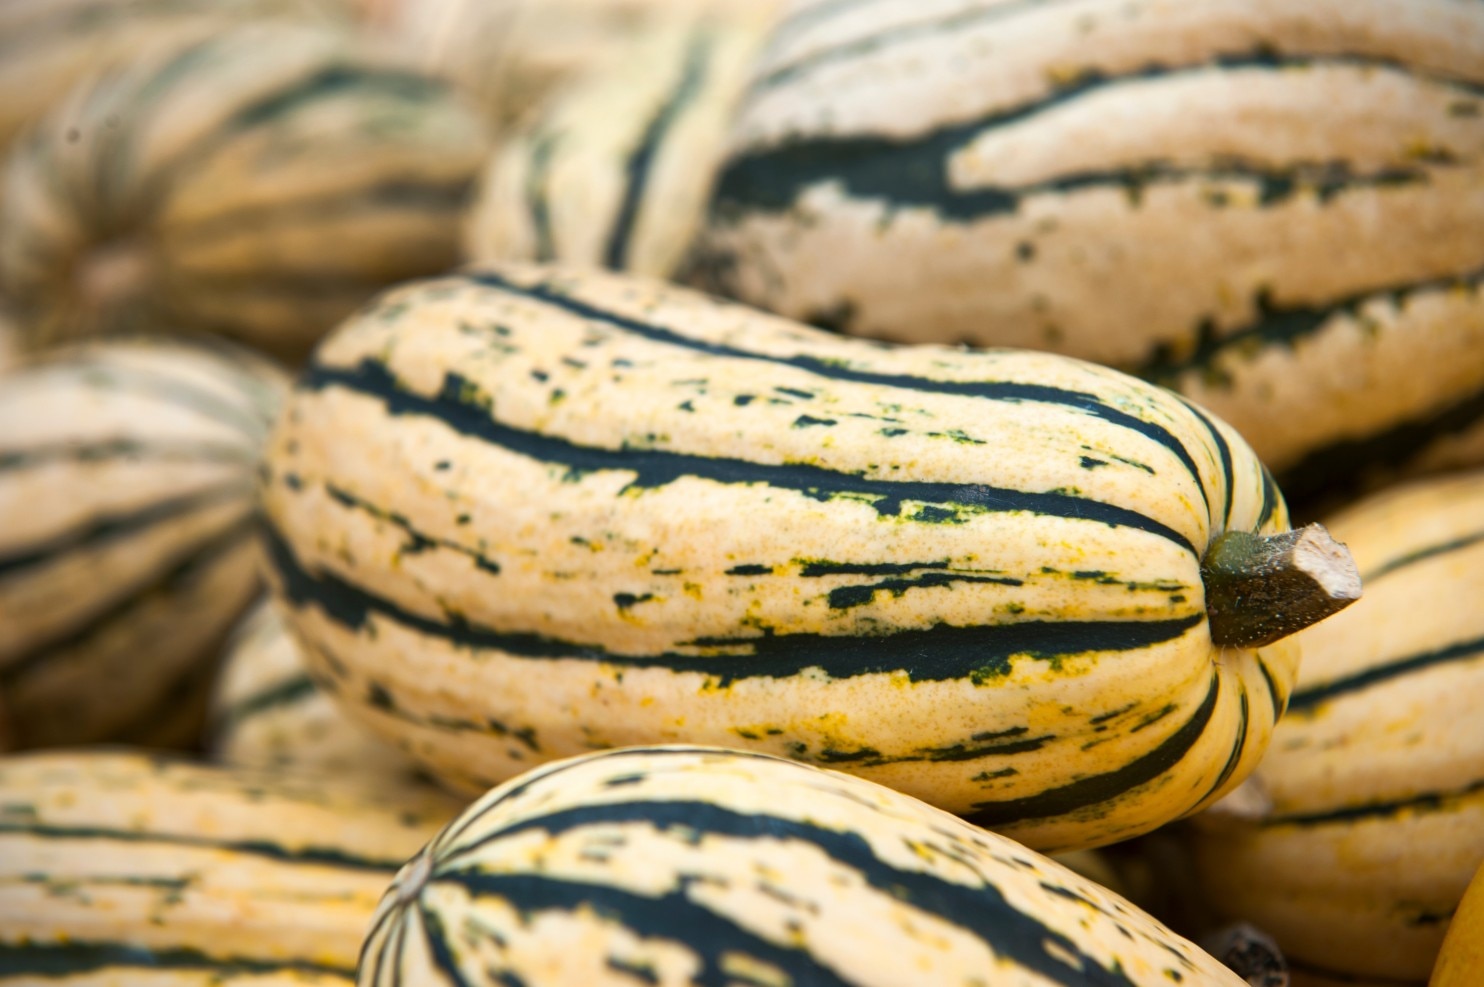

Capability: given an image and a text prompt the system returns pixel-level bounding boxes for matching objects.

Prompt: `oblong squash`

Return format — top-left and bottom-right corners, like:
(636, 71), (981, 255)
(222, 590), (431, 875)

(687, 0), (1484, 505)
(0, 750), (461, 986)
(0, 21), (490, 361)
(1188, 470), (1484, 982)
(0, 338), (286, 750)
(258, 262), (1343, 853)
(360, 745), (1246, 986)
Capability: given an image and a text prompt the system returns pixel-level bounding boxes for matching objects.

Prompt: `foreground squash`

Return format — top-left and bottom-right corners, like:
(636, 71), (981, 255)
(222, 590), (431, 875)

(361, 745), (1247, 986)
(0, 21), (489, 361)
(260, 262), (1359, 852)
(0, 338), (285, 750)
(1188, 470), (1484, 982)
(687, 0), (1484, 505)
(0, 750), (462, 986)
(208, 597), (435, 794)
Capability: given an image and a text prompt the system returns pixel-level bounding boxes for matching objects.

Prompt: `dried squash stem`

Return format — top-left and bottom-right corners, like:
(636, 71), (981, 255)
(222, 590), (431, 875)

(1202, 523), (1361, 648)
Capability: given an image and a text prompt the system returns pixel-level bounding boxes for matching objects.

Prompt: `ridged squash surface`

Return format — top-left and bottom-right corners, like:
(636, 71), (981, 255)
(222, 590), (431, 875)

(1189, 470), (1484, 981)
(0, 21), (489, 360)
(688, 0), (1484, 504)
(0, 339), (285, 750)
(465, 0), (784, 278)
(0, 750), (460, 985)
(260, 262), (1298, 853)
(361, 745), (1246, 987)
(0, 0), (334, 155)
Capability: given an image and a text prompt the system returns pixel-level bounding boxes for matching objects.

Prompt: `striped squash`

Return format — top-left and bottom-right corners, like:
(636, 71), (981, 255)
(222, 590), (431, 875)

(0, 0), (338, 156)
(208, 597), (435, 792)
(360, 745), (1246, 986)
(464, 0), (785, 278)
(257, 262), (1352, 853)
(0, 21), (490, 362)
(686, 0), (1484, 506)
(0, 338), (286, 750)
(0, 749), (461, 986)
(1188, 470), (1484, 982)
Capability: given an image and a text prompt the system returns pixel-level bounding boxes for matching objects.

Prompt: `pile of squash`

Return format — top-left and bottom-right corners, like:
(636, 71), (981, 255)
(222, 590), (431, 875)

(1, 1), (1481, 985)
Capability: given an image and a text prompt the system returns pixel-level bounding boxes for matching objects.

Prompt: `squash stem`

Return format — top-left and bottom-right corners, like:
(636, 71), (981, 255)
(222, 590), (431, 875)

(1202, 523), (1361, 648)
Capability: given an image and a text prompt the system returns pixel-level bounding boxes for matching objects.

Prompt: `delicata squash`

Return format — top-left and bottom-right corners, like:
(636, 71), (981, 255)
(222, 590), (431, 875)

(259, 262), (1359, 852)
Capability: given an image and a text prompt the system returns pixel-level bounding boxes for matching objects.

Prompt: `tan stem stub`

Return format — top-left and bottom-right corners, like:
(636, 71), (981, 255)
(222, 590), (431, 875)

(1202, 523), (1362, 649)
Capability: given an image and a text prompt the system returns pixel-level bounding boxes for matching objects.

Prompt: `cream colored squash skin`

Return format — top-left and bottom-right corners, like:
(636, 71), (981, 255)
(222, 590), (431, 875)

(687, 0), (1484, 505)
(360, 0), (699, 131)
(208, 597), (434, 792)
(0, 750), (460, 986)
(259, 261), (1303, 854)
(1189, 471), (1484, 982)
(361, 745), (1246, 987)
(0, 339), (286, 750)
(0, 22), (489, 362)
(465, 0), (785, 279)
(0, 0), (340, 156)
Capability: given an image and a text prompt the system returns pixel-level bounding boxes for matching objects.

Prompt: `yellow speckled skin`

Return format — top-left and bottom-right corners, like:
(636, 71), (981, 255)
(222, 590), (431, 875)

(261, 262), (1297, 853)
(0, 750), (463, 986)
(0, 339), (286, 750)
(1432, 860), (1484, 986)
(1190, 471), (1484, 982)
(361, 745), (1246, 987)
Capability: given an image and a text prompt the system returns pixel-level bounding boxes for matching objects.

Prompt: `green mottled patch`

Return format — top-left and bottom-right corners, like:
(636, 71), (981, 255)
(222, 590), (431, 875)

(367, 682), (397, 711)
(969, 658), (1012, 685)
(972, 767), (1018, 782)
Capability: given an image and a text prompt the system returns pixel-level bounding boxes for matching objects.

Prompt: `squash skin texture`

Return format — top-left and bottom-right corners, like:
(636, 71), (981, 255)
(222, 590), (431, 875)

(464, 0), (785, 279)
(687, 0), (1484, 504)
(0, 22), (490, 361)
(0, 338), (285, 750)
(260, 262), (1297, 853)
(0, 750), (462, 986)
(360, 745), (1247, 987)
